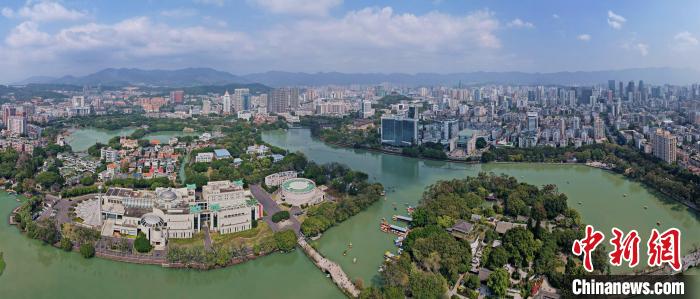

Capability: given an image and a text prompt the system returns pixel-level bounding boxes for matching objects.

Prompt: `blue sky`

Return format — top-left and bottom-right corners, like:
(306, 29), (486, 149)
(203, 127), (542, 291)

(0, 0), (698, 82)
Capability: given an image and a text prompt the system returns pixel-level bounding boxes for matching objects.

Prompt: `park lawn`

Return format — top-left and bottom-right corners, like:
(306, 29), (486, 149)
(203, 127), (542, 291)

(169, 232), (205, 248)
(211, 222), (273, 248)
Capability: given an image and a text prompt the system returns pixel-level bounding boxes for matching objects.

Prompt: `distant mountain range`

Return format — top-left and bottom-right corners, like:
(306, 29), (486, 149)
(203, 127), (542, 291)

(13, 67), (700, 87)
(15, 68), (250, 87)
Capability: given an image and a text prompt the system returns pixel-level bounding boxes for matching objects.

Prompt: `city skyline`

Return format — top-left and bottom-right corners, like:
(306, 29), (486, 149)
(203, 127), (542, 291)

(1, 0), (699, 82)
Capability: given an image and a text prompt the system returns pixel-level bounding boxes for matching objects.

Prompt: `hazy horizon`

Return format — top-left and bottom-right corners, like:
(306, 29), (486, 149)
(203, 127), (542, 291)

(1, 0), (699, 82)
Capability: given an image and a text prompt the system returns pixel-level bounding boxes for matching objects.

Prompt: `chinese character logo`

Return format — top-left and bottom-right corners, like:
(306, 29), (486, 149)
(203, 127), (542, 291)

(608, 228), (640, 268)
(647, 228), (682, 271)
(572, 225), (605, 272)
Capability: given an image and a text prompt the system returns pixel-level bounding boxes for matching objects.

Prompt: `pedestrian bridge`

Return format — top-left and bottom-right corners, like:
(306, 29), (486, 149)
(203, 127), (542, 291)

(298, 237), (360, 297)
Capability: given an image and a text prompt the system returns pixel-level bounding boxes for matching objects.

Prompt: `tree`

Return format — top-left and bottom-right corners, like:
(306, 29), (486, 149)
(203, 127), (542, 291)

(476, 137), (487, 149)
(60, 238), (73, 251)
(134, 232), (153, 253)
(273, 230), (297, 252)
(409, 270), (447, 299)
(79, 175), (95, 186)
(485, 246), (508, 270)
(487, 268), (509, 298)
(36, 171), (62, 189)
(80, 243), (95, 258)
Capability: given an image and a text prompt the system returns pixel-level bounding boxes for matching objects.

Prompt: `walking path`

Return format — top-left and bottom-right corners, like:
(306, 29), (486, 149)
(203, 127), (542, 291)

(250, 184), (301, 236)
(203, 225), (213, 251)
(298, 237), (360, 297)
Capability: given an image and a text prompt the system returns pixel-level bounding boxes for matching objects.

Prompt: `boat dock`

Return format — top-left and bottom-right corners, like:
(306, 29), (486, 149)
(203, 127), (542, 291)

(298, 237), (360, 297)
(392, 215), (413, 223)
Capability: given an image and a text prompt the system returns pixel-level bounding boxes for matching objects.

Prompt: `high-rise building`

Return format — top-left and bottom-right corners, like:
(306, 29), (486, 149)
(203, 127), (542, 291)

(380, 115), (418, 147)
(361, 100), (374, 118)
(233, 88), (250, 112)
(71, 96), (85, 108)
(2, 104), (16, 128)
(222, 91), (232, 115)
(593, 117), (605, 141)
(7, 115), (26, 135)
(170, 90), (184, 103)
(268, 88), (299, 113)
(608, 80), (616, 93)
(202, 100), (211, 115)
(527, 111), (539, 132)
(618, 82), (624, 98)
(652, 129), (677, 164)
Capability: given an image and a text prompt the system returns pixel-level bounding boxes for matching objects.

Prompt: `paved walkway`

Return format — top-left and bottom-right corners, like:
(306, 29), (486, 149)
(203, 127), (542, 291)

(250, 184), (301, 236)
(298, 237), (360, 297)
(203, 225), (213, 251)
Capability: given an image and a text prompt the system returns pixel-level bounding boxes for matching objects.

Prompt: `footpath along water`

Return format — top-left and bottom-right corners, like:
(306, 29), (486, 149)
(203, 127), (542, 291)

(263, 128), (700, 282)
(3, 126), (695, 298)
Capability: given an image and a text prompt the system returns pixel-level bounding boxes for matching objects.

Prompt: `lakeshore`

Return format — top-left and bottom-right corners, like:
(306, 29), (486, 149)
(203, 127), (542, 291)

(312, 129), (700, 214)
(0, 127), (698, 298)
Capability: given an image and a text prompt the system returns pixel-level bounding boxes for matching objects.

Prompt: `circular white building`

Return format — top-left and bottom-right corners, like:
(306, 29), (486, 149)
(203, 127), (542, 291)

(279, 178), (325, 206)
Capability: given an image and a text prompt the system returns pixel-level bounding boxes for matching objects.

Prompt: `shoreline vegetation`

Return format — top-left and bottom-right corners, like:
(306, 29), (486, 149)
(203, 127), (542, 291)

(297, 117), (700, 213)
(8, 114), (384, 276)
(363, 173), (591, 298)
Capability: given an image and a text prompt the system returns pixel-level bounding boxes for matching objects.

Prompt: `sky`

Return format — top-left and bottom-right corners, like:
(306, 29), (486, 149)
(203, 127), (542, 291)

(0, 0), (699, 82)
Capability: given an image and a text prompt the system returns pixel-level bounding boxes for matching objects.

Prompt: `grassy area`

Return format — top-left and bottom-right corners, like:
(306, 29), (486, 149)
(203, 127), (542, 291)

(169, 232), (205, 248)
(0, 252), (5, 276)
(211, 222), (274, 248)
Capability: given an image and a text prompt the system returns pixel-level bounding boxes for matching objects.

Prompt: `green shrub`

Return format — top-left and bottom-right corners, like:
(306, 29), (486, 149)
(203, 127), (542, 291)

(134, 232), (153, 253)
(271, 211), (290, 223)
(60, 238), (73, 251)
(80, 243), (95, 258)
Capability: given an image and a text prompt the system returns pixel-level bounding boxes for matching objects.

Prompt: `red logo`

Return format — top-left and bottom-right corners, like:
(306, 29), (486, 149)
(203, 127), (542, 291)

(571, 226), (682, 272)
(572, 225), (605, 272)
(647, 228), (682, 271)
(608, 228), (641, 268)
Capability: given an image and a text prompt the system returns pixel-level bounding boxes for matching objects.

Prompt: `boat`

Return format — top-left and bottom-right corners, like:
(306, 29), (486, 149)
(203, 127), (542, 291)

(656, 221), (661, 226)
(348, 242), (353, 248)
(352, 258), (357, 264)
(578, 201), (582, 205)
(343, 250), (347, 256)
(623, 194), (628, 197)
(644, 206), (648, 209)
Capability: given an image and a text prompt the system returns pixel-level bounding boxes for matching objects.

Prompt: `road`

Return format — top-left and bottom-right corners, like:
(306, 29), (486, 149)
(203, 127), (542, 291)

(250, 184), (301, 236)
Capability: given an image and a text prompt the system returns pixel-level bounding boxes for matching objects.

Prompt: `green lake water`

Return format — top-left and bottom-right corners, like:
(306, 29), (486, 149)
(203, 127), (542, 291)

(67, 128), (197, 152)
(262, 129), (700, 283)
(0, 127), (697, 298)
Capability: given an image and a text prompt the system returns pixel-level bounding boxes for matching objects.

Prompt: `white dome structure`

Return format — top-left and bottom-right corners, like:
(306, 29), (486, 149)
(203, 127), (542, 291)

(279, 178), (325, 206)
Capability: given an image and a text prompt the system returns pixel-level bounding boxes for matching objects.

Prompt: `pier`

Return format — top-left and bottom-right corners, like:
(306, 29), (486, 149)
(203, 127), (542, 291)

(298, 237), (360, 298)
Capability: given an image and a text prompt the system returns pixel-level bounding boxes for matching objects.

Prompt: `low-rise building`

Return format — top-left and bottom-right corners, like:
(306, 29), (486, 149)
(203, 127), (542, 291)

(195, 152), (214, 163)
(97, 181), (262, 249)
(264, 171), (297, 187)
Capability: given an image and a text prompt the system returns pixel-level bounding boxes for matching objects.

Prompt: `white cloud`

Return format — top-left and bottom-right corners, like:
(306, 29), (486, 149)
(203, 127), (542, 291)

(673, 31), (698, 51)
(161, 8), (198, 18)
(577, 34), (591, 41)
(0, 6), (512, 81)
(264, 7), (501, 51)
(6, 21), (51, 47)
(194, 0), (225, 7)
(507, 18), (534, 29)
(607, 10), (626, 29)
(250, 0), (342, 16)
(1, 7), (14, 18)
(636, 43), (649, 56)
(552, 14), (559, 19)
(5, 1), (88, 22)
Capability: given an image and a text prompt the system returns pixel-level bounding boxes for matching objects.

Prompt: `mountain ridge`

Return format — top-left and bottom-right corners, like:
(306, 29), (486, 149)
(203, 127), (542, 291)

(14, 67), (700, 87)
